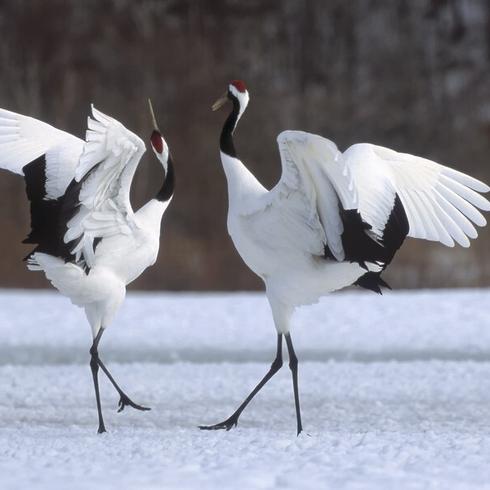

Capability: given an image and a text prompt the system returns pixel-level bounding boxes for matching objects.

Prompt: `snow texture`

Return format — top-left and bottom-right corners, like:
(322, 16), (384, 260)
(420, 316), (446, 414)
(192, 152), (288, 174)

(1, 288), (490, 490)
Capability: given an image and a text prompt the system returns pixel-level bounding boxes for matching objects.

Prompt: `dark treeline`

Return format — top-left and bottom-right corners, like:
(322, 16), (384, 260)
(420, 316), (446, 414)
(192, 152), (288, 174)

(0, 0), (489, 290)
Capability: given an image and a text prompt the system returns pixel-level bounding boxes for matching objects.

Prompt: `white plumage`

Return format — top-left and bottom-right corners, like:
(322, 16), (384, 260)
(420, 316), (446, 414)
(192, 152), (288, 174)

(0, 107), (83, 196)
(0, 103), (175, 433)
(273, 132), (490, 253)
(200, 80), (490, 436)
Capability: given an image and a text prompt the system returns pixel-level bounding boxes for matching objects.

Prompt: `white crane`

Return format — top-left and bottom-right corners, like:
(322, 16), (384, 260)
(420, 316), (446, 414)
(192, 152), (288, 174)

(0, 101), (175, 433)
(200, 80), (490, 435)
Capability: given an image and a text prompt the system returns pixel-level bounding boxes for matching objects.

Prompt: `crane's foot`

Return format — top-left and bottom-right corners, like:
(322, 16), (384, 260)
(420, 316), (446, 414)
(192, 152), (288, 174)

(199, 414), (239, 431)
(97, 422), (107, 434)
(117, 393), (151, 413)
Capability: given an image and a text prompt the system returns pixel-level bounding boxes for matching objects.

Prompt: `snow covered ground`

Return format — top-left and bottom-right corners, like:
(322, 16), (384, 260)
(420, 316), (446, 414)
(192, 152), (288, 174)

(1, 288), (490, 489)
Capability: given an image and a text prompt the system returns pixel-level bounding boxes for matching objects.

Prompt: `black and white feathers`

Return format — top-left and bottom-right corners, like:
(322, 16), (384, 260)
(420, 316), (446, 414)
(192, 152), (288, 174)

(216, 86), (490, 319)
(0, 105), (174, 333)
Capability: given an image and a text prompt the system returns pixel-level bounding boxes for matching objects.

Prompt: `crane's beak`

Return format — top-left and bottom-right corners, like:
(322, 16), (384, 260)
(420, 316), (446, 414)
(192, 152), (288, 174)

(212, 92), (228, 111)
(148, 98), (160, 131)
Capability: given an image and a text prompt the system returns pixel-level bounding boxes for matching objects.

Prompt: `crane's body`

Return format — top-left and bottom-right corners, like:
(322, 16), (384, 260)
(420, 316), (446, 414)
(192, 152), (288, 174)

(223, 150), (368, 321)
(31, 196), (169, 334)
(0, 103), (174, 432)
(201, 80), (490, 435)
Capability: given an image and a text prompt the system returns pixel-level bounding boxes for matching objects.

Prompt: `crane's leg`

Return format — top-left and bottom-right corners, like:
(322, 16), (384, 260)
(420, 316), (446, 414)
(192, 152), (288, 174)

(89, 329), (106, 434)
(92, 328), (150, 413)
(96, 357), (151, 412)
(199, 334), (283, 431)
(285, 333), (303, 436)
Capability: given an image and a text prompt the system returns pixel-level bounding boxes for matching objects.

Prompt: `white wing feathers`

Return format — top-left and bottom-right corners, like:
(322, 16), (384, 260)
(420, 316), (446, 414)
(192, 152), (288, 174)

(345, 144), (490, 248)
(250, 132), (326, 258)
(0, 107), (83, 198)
(267, 131), (489, 264)
(64, 105), (146, 266)
(270, 131), (357, 261)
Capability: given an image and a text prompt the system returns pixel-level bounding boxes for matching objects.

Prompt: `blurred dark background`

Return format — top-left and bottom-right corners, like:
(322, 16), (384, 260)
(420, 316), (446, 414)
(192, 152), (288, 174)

(0, 0), (489, 291)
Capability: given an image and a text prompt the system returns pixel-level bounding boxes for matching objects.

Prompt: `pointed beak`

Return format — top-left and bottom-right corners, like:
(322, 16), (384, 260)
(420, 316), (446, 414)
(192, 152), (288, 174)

(212, 92), (228, 111)
(148, 98), (160, 131)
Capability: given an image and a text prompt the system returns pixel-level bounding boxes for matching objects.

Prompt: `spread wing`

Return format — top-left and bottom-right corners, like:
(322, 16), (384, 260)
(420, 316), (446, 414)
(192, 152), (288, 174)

(242, 130), (356, 260)
(246, 130), (489, 271)
(344, 143), (490, 248)
(63, 105), (146, 268)
(0, 107), (83, 198)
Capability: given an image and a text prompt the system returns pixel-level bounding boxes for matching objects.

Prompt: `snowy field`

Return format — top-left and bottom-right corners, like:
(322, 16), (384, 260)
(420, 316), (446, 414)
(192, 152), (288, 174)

(1, 289), (490, 490)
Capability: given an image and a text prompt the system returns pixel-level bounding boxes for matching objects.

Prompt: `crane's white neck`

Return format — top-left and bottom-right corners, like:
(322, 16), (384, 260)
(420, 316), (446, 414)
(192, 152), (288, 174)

(220, 151), (265, 212)
(135, 196), (172, 232)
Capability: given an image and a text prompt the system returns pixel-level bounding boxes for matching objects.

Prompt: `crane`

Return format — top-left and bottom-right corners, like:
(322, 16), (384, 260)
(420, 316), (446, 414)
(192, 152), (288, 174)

(0, 101), (175, 433)
(200, 80), (490, 435)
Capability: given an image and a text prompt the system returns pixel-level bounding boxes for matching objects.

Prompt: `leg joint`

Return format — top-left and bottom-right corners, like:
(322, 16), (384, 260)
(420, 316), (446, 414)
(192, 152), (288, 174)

(90, 351), (99, 371)
(271, 356), (283, 371)
(288, 355), (298, 371)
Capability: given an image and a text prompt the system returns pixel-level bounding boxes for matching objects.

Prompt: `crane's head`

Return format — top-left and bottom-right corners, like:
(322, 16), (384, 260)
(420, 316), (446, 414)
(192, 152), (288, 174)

(148, 98), (169, 171)
(212, 80), (249, 115)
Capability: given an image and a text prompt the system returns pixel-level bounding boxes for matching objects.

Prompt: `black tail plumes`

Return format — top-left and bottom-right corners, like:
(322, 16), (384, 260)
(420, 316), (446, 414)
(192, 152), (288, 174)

(354, 271), (392, 294)
(325, 194), (409, 294)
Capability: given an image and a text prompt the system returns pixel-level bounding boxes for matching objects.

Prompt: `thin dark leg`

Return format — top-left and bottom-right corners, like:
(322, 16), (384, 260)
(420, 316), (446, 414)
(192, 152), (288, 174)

(90, 329), (106, 434)
(91, 328), (150, 413)
(200, 334), (283, 431)
(96, 358), (150, 413)
(285, 333), (303, 436)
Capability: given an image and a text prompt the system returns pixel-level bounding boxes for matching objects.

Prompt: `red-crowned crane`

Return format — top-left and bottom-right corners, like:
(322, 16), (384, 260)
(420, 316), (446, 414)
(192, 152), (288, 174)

(200, 80), (490, 435)
(0, 101), (175, 433)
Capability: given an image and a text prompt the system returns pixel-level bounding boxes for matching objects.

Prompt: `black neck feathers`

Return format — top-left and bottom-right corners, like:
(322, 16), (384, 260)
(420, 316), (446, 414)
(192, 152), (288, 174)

(219, 96), (240, 158)
(156, 154), (175, 202)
